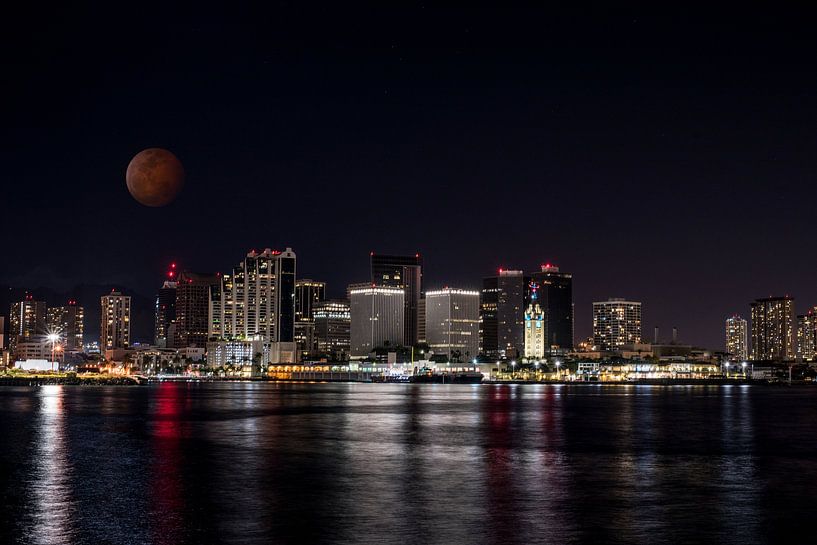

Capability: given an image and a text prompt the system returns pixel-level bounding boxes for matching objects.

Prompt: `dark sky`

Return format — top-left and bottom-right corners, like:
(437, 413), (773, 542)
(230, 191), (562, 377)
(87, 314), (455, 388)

(2, 6), (815, 347)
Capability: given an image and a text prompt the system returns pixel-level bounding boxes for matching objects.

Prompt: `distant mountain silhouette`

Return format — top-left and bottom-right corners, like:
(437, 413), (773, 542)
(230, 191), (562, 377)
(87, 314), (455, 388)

(0, 284), (155, 345)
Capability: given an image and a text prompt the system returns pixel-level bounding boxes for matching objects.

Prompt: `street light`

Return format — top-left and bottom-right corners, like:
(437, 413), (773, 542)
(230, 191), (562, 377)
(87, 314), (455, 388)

(555, 361), (561, 380)
(511, 360), (516, 379)
(742, 361), (747, 378)
(47, 333), (60, 372)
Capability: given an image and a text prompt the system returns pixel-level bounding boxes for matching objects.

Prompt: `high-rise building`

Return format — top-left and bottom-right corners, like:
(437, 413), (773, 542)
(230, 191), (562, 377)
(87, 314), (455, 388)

(294, 279), (326, 358)
(9, 295), (47, 354)
(370, 253), (422, 346)
(524, 303), (546, 359)
(100, 290), (131, 350)
(349, 284), (404, 356)
(425, 288), (480, 361)
(176, 271), (220, 348)
(797, 307), (817, 361)
(154, 276), (178, 348)
(314, 299), (351, 360)
(528, 263), (574, 349)
(209, 248), (296, 343)
(417, 296), (426, 344)
(725, 315), (748, 361)
(47, 300), (85, 351)
(751, 296), (795, 361)
(295, 279), (326, 322)
(479, 276), (500, 358)
(497, 270), (529, 358)
(592, 299), (642, 351)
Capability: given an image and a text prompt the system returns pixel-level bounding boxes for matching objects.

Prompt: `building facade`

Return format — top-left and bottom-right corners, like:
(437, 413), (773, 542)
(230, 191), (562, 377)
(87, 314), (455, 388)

(349, 284), (404, 357)
(209, 248), (297, 345)
(176, 271), (219, 348)
(370, 253), (422, 346)
(528, 264), (574, 349)
(47, 300), (85, 351)
(725, 315), (748, 361)
(100, 290), (131, 351)
(424, 288), (480, 361)
(154, 279), (178, 348)
(524, 303), (546, 359)
(294, 279), (325, 358)
(750, 296), (795, 361)
(313, 299), (351, 360)
(796, 307), (817, 361)
(592, 299), (642, 351)
(9, 296), (47, 354)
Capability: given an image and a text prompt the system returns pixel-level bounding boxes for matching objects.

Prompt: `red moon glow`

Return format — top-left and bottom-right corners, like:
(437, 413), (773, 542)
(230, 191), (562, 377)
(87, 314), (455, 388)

(126, 148), (185, 207)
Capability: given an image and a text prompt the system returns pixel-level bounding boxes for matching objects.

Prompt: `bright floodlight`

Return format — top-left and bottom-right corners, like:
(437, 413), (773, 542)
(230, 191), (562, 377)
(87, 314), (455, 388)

(47, 333), (59, 342)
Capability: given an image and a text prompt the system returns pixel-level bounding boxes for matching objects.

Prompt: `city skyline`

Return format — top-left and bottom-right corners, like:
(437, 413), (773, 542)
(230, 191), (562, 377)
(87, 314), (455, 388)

(2, 9), (815, 352)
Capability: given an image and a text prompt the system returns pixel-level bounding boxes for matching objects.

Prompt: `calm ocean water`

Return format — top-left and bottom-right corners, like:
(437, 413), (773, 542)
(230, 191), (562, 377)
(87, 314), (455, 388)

(1, 382), (815, 545)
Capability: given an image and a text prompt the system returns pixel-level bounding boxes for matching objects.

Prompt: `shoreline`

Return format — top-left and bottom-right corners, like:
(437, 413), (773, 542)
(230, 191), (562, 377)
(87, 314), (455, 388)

(0, 375), (812, 387)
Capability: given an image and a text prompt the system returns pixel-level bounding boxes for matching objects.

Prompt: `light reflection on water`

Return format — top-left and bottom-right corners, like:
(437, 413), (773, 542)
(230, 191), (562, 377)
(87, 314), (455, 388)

(2, 383), (816, 545)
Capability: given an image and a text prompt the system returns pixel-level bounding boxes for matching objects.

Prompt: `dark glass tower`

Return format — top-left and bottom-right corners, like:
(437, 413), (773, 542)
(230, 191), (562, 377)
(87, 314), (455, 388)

(480, 270), (529, 359)
(370, 253), (422, 346)
(529, 264), (574, 350)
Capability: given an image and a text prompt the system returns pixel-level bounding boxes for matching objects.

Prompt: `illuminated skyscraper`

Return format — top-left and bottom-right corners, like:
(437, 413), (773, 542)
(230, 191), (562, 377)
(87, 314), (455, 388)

(349, 284), (404, 356)
(725, 315), (748, 361)
(592, 299), (642, 351)
(47, 300), (84, 351)
(100, 290), (131, 350)
(528, 263), (574, 349)
(177, 271), (220, 348)
(370, 253), (422, 345)
(314, 299), (351, 360)
(425, 288), (479, 361)
(480, 270), (529, 358)
(209, 248), (296, 343)
(524, 303), (546, 359)
(751, 296), (795, 361)
(9, 295), (47, 354)
(796, 307), (817, 361)
(294, 279), (326, 357)
(154, 263), (179, 348)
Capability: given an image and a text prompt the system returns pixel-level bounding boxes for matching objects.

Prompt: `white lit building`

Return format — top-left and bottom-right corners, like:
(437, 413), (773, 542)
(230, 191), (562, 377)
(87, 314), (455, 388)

(524, 303), (546, 359)
(425, 288), (479, 361)
(100, 290), (131, 351)
(797, 307), (817, 362)
(209, 248), (297, 343)
(349, 284), (404, 357)
(725, 315), (748, 361)
(592, 299), (642, 352)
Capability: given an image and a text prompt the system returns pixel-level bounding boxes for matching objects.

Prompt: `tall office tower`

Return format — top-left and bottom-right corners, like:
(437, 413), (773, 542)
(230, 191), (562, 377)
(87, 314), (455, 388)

(176, 271), (220, 348)
(0, 316), (4, 350)
(750, 296), (795, 361)
(100, 290), (131, 350)
(725, 315), (748, 361)
(295, 279), (326, 322)
(497, 270), (529, 358)
(529, 263), (574, 349)
(370, 253), (422, 346)
(47, 300), (85, 351)
(592, 298), (642, 351)
(797, 307), (817, 361)
(349, 284), (404, 356)
(9, 295), (47, 353)
(524, 303), (546, 359)
(425, 288), (480, 361)
(209, 248), (297, 343)
(154, 265), (179, 347)
(314, 299), (351, 360)
(293, 279), (325, 357)
(480, 276), (500, 357)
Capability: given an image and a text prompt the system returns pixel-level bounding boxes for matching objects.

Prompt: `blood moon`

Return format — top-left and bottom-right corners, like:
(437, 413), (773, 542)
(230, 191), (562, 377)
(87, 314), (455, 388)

(126, 148), (185, 207)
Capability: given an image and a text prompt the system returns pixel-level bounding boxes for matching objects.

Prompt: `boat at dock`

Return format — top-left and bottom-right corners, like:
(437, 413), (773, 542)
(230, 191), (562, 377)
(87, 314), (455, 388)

(409, 368), (484, 384)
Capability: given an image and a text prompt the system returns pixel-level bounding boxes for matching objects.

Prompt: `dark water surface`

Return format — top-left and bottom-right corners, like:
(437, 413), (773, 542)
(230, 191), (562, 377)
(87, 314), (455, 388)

(1, 383), (815, 545)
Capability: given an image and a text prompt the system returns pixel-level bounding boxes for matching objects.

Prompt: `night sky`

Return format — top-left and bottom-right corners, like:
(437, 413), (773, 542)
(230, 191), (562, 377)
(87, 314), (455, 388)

(2, 6), (815, 348)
